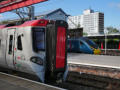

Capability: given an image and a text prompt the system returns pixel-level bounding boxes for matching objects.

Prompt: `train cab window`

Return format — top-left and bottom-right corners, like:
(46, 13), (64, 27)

(8, 35), (13, 54)
(35, 32), (45, 50)
(80, 41), (84, 45)
(33, 28), (45, 52)
(17, 35), (22, 50)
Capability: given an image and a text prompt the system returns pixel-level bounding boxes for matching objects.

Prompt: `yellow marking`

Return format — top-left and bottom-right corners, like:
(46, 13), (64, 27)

(94, 49), (101, 55)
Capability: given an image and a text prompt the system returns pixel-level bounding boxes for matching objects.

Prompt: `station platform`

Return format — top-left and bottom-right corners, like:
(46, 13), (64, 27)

(0, 72), (63, 90)
(68, 53), (120, 69)
(67, 53), (120, 80)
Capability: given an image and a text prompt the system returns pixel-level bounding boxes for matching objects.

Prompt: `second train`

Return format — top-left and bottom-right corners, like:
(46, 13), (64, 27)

(67, 37), (101, 54)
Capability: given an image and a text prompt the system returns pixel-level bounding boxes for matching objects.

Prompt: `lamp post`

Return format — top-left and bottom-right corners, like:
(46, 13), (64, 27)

(104, 29), (108, 54)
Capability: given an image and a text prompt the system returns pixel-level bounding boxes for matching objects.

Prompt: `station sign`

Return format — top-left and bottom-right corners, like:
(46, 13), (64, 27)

(0, 0), (47, 13)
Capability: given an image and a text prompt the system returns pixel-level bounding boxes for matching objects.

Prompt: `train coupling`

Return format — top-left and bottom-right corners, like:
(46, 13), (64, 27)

(56, 73), (64, 84)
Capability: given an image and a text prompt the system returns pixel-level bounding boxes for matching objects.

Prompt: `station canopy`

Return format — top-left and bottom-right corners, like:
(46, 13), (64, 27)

(0, 0), (47, 13)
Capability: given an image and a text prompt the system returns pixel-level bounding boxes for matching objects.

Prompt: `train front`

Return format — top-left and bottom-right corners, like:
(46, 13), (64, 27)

(85, 38), (101, 55)
(31, 19), (68, 83)
(45, 20), (68, 83)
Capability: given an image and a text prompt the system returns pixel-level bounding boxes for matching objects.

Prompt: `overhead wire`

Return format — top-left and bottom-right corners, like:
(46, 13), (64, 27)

(0, 0), (66, 22)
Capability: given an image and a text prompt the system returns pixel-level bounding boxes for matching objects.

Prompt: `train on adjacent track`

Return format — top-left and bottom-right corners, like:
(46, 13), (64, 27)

(68, 37), (101, 54)
(0, 19), (68, 83)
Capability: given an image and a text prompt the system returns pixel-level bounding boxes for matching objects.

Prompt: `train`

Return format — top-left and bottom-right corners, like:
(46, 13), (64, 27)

(0, 19), (68, 83)
(67, 37), (101, 54)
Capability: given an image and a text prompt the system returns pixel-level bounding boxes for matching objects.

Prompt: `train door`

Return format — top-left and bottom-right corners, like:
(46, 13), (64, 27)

(6, 29), (16, 69)
(14, 31), (26, 71)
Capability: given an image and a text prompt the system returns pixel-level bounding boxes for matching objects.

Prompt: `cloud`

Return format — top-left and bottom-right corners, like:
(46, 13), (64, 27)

(109, 2), (120, 9)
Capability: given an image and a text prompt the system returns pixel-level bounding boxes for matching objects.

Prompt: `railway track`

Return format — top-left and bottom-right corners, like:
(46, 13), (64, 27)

(0, 68), (117, 90)
(66, 72), (120, 90)
(68, 63), (120, 90)
(0, 68), (103, 90)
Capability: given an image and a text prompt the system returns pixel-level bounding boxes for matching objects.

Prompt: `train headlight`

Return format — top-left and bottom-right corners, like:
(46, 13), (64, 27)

(94, 49), (101, 55)
(30, 57), (43, 65)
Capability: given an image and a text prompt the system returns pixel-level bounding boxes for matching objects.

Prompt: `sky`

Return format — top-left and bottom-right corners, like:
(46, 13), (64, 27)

(0, 0), (120, 28)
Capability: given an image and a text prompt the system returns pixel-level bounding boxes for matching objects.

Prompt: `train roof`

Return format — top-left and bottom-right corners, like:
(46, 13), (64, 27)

(20, 19), (49, 27)
(0, 25), (6, 29)
(0, 19), (49, 29)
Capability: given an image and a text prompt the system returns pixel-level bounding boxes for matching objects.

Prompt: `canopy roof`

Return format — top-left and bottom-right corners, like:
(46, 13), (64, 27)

(0, 0), (47, 13)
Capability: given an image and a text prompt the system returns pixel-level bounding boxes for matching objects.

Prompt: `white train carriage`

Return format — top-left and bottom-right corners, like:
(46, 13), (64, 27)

(0, 19), (68, 83)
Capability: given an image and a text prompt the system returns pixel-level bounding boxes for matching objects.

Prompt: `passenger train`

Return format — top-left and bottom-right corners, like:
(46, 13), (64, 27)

(68, 37), (101, 54)
(0, 19), (68, 83)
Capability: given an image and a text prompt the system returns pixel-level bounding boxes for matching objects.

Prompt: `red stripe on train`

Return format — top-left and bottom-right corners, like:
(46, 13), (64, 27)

(56, 27), (66, 69)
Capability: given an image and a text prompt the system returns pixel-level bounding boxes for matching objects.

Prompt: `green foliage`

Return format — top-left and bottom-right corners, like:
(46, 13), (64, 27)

(113, 38), (119, 41)
(77, 23), (81, 28)
(83, 32), (88, 36)
(0, 20), (9, 24)
(92, 39), (119, 42)
(92, 39), (98, 42)
(106, 26), (119, 34)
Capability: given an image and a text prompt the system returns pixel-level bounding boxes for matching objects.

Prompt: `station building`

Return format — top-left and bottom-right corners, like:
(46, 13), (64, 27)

(36, 8), (68, 21)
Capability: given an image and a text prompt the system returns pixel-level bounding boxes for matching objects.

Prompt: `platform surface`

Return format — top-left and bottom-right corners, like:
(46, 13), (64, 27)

(68, 53), (120, 69)
(0, 72), (63, 90)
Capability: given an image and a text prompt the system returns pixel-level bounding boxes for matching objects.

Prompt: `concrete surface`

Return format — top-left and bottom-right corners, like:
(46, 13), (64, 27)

(0, 72), (63, 90)
(68, 53), (120, 69)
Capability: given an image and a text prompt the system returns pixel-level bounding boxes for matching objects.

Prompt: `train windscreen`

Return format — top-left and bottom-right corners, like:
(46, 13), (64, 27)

(33, 28), (45, 51)
(35, 32), (45, 50)
(83, 38), (98, 48)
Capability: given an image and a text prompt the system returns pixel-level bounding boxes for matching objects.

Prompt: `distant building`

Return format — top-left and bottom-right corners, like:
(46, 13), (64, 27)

(68, 28), (83, 38)
(68, 9), (104, 36)
(36, 8), (68, 21)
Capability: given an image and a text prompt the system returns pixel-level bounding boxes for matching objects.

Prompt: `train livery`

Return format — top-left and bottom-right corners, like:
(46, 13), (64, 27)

(0, 19), (68, 83)
(68, 37), (101, 54)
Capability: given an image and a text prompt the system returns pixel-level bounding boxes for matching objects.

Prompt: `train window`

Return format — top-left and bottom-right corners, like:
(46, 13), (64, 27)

(8, 35), (13, 54)
(0, 40), (1, 47)
(34, 31), (45, 50)
(80, 41), (84, 45)
(17, 35), (22, 50)
(85, 39), (98, 48)
(33, 28), (45, 52)
(0, 39), (1, 49)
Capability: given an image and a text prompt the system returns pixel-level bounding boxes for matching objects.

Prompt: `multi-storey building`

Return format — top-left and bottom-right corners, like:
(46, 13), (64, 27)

(68, 9), (104, 36)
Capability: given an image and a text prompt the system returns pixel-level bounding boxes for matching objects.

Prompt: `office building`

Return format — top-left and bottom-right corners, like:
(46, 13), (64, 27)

(68, 9), (104, 36)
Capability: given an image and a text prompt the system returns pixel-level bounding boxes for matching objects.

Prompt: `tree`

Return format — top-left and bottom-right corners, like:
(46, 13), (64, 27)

(0, 20), (9, 24)
(106, 26), (119, 34)
(77, 23), (81, 28)
(83, 32), (88, 36)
